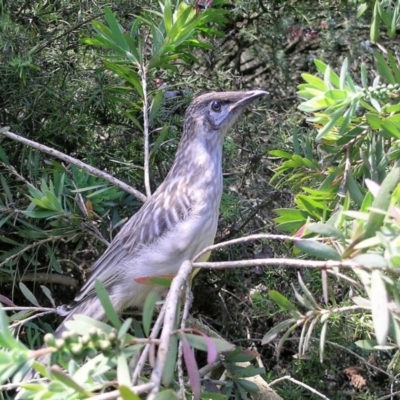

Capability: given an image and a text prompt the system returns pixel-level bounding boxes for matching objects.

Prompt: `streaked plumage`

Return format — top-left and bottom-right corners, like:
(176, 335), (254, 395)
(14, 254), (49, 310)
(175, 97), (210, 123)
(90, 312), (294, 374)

(58, 90), (267, 329)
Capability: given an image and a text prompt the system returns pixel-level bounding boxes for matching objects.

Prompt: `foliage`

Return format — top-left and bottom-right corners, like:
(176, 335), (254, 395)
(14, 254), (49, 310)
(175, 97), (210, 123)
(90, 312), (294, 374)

(0, 285), (240, 399)
(266, 6), (400, 396)
(0, 1), (268, 399)
(357, 0), (400, 42)
(2, 0), (400, 399)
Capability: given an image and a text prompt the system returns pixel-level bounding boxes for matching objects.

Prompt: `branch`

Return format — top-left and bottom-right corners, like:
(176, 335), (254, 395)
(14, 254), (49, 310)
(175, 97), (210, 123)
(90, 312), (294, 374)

(147, 260), (193, 399)
(269, 375), (330, 400)
(0, 128), (147, 203)
(88, 382), (154, 400)
(140, 57), (151, 197)
(1, 273), (78, 287)
(193, 258), (362, 271)
(193, 233), (318, 262)
(131, 299), (167, 384)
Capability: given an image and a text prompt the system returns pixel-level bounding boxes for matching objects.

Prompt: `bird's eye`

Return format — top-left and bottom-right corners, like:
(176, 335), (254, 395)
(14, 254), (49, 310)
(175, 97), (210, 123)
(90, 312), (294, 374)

(211, 101), (222, 112)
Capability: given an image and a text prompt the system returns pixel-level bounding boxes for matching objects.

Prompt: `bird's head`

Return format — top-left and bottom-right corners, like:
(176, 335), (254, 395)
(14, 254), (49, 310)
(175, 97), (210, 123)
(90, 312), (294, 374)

(184, 90), (268, 141)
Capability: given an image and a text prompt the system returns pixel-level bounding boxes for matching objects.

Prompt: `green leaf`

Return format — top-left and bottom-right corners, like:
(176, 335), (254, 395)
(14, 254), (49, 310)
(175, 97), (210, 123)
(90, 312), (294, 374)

(162, 334), (178, 386)
(387, 50), (400, 81)
(320, 319), (328, 362)
(300, 73), (327, 91)
(357, 3), (368, 18)
(154, 390), (179, 400)
(183, 334), (234, 353)
(261, 319), (296, 345)
(295, 240), (341, 261)
(306, 223), (345, 240)
(142, 290), (158, 337)
(19, 283), (39, 307)
(117, 353), (131, 387)
(370, 1), (380, 43)
(315, 107), (346, 140)
(149, 90), (164, 123)
(102, 60), (143, 97)
(314, 59), (341, 87)
(163, 0), (173, 33)
(150, 124), (169, 159)
(370, 270), (389, 346)
(0, 176), (12, 202)
(352, 254), (387, 269)
(339, 58), (348, 90)
(363, 162), (400, 239)
(119, 385), (141, 400)
(381, 120), (400, 139)
(104, 8), (128, 52)
(269, 290), (302, 318)
(225, 348), (258, 363)
(355, 339), (380, 350)
(269, 150), (294, 159)
(374, 51), (395, 84)
(95, 280), (121, 329)
(298, 96), (337, 112)
(326, 89), (349, 101)
(237, 379), (260, 394)
(41, 286), (56, 307)
(346, 172), (365, 207)
(361, 63), (368, 88)
(200, 393), (226, 400)
(22, 210), (59, 219)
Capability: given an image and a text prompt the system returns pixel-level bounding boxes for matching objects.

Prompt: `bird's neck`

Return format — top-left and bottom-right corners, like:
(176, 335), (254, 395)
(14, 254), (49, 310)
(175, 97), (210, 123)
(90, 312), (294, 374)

(165, 134), (224, 199)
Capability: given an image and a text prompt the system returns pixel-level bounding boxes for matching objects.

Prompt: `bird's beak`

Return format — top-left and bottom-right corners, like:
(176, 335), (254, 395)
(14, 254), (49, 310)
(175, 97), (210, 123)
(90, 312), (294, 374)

(228, 89), (268, 113)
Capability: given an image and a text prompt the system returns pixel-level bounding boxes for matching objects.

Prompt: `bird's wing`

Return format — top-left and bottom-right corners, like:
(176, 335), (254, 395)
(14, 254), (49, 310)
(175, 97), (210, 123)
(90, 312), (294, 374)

(68, 184), (193, 308)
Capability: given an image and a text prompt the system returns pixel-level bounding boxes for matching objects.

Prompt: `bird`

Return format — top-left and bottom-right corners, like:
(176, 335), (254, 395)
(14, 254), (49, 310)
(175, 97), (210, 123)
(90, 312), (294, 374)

(52, 90), (267, 333)
(19, 90), (267, 388)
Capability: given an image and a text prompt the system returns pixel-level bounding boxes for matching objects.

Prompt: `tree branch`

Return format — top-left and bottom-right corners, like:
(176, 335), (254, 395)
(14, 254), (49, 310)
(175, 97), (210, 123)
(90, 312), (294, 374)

(0, 128), (147, 202)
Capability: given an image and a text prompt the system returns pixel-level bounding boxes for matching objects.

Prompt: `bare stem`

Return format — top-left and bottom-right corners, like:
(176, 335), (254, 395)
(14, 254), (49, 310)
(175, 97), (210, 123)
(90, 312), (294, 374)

(148, 260), (193, 399)
(193, 258), (362, 270)
(140, 65), (152, 198)
(0, 128), (147, 203)
(269, 375), (330, 400)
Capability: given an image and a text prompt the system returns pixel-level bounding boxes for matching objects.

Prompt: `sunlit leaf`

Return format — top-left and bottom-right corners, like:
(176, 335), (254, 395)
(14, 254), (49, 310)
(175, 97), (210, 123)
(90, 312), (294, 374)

(295, 239), (341, 261)
(370, 270), (389, 346)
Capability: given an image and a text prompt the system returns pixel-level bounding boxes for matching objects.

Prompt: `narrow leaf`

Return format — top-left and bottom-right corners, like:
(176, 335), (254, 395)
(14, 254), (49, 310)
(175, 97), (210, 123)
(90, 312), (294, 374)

(19, 283), (39, 307)
(95, 280), (121, 329)
(295, 239), (341, 261)
(370, 270), (389, 346)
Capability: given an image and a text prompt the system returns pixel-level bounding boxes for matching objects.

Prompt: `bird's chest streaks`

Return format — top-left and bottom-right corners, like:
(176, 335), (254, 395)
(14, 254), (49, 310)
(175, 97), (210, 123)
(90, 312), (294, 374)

(132, 209), (219, 276)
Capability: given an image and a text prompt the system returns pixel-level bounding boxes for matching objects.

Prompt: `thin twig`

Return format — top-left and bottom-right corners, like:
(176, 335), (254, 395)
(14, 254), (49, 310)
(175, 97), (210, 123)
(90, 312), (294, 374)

(1, 307), (55, 312)
(88, 382), (155, 400)
(323, 339), (392, 379)
(269, 375), (330, 400)
(33, 13), (104, 54)
(131, 300), (167, 384)
(178, 282), (192, 398)
(193, 233), (319, 262)
(1, 273), (78, 287)
(194, 258), (362, 271)
(198, 360), (222, 377)
(140, 56), (151, 197)
(0, 128), (147, 202)
(148, 260), (193, 399)
(0, 236), (60, 268)
(10, 310), (55, 329)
